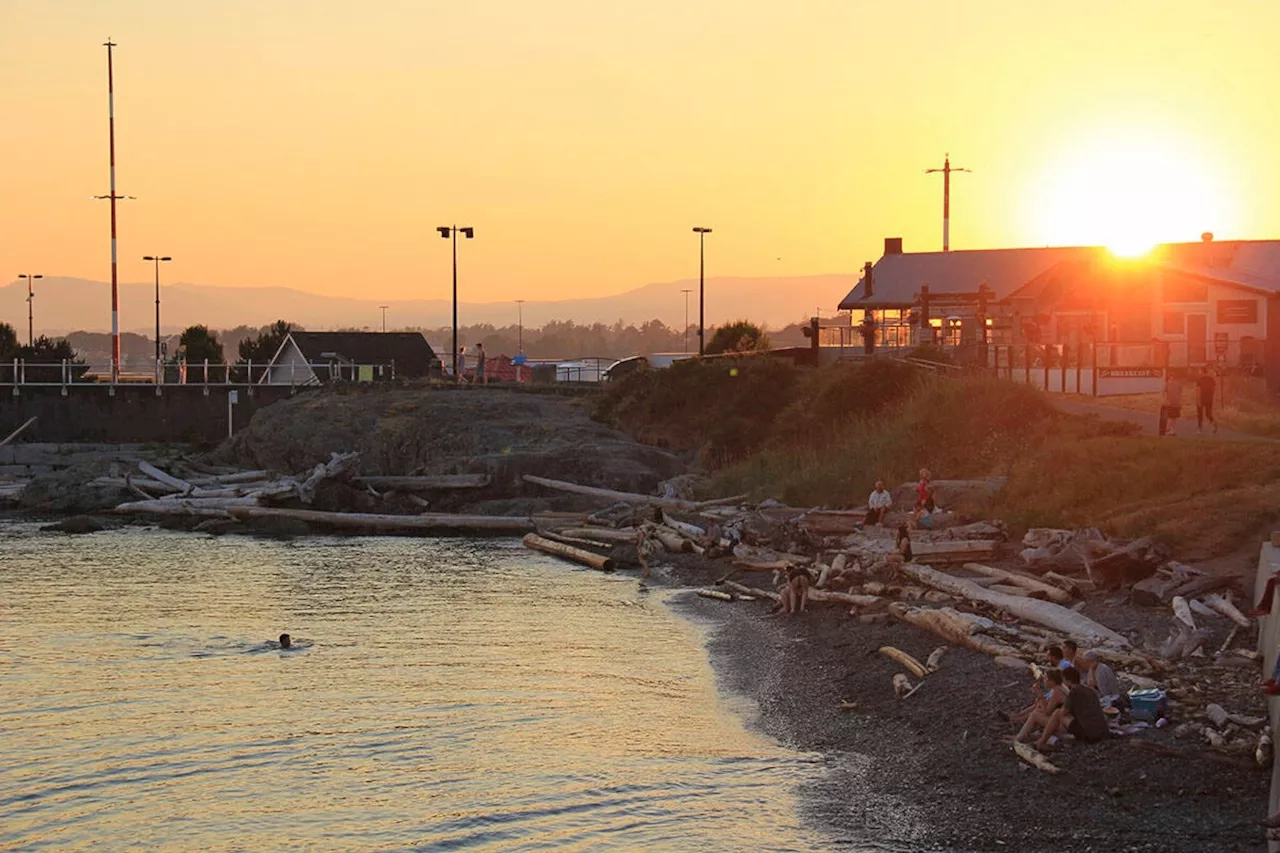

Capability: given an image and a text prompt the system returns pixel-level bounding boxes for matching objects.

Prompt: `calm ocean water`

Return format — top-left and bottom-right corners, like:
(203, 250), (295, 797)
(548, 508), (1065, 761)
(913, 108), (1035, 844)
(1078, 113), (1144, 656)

(0, 521), (840, 852)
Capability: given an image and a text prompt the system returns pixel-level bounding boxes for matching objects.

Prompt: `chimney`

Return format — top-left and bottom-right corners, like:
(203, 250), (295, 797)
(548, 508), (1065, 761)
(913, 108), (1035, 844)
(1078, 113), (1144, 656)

(862, 261), (874, 299)
(884, 237), (904, 256)
(1201, 232), (1214, 243)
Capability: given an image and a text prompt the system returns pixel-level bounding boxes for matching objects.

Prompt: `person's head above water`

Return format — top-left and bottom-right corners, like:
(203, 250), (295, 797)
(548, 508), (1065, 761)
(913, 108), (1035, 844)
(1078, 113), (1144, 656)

(279, 633), (291, 649)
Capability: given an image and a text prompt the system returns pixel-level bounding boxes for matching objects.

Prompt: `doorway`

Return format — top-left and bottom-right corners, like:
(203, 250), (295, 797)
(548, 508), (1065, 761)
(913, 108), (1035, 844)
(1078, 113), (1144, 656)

(1187, 314), (1207, 364)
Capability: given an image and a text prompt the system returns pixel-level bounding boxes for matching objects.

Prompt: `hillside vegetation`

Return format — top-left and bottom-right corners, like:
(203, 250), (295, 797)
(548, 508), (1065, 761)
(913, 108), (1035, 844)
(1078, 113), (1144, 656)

(594, 358), (1280, 558)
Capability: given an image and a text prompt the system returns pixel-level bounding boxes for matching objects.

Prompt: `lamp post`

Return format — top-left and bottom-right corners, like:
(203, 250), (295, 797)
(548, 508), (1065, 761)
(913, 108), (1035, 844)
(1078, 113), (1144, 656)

(19, 274), (43, 346)
(680, 288), (692, 353)
(692, 227), (712, 356)
(515, 300), (525, 354)
(93, 39), (136, 383)
(143, 256), (171, 367)
(437, 225), (474, 383)
(379, 305), (388, 332)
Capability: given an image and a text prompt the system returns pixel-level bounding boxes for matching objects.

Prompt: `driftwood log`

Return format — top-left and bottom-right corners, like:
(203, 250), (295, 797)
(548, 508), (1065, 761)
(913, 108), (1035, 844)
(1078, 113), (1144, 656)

(963, 562), (1074, 604)
(879, 646), (928, 678)
(1204, 593), (1251, 629)
(888, 603), (1023, 658)
(723, 580), (781, 603)
(522, 474), (745, 511)
(353, 474), (490, 490)
(0, 416), (38, 449)
(1014, 742), (1062, 774)
(901, 564), (1129, 646)
(523, 533), (615, 570)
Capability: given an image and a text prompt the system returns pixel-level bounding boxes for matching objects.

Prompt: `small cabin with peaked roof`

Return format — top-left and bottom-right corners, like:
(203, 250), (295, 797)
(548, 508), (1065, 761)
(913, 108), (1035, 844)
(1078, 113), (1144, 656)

(259, 331), (438, 385)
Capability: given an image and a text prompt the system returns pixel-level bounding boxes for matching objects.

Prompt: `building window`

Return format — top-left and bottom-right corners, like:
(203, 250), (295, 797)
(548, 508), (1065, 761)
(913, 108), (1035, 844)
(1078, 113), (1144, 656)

(1217, 300), (1258, 325)
(1162, 311), (1185, 335)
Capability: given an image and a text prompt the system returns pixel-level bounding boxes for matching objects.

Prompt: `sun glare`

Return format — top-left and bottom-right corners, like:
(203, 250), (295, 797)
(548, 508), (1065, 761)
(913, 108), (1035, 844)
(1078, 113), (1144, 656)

(1034, 131), (1233, 254)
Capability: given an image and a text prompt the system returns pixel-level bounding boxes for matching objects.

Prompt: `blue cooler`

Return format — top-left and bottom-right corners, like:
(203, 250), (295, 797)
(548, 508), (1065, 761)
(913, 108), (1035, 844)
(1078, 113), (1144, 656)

(1128, 688), (1167, 721)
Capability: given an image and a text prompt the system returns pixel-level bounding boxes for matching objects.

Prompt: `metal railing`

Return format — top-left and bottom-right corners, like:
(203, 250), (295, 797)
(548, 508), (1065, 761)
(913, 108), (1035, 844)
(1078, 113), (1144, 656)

(0, 359), (401, 388)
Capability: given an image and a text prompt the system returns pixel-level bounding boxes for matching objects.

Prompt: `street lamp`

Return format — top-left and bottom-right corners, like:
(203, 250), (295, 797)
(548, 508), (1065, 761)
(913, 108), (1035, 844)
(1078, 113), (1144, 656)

(18, 274), (43, 346)
(143, 256), (171, 367)
(437, 225), (474, 382)
(515, 299), (525, 354)
(692, 227), (712, 356)
(379, 305), (389, 333)
(680, 288), (692, 353)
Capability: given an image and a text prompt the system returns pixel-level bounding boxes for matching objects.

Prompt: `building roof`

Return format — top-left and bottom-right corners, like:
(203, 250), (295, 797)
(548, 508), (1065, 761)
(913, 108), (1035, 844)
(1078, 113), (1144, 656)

(838, 246), (1106, 309)
(838, 239), (1280, 310)
(282, 332), (437, 377)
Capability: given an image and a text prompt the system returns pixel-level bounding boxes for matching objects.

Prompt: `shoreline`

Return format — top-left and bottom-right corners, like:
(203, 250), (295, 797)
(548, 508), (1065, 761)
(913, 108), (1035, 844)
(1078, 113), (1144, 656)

(657, 559), (1269, 853)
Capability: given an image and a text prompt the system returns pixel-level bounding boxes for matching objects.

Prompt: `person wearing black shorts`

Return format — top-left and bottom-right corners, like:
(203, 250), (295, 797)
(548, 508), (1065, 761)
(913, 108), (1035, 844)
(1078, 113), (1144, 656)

(1196, 367), (1217, 434)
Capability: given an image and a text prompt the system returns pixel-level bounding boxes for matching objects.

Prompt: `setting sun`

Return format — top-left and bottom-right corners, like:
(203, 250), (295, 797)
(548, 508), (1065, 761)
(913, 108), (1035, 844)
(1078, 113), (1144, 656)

(1033, 128), (1236, 255)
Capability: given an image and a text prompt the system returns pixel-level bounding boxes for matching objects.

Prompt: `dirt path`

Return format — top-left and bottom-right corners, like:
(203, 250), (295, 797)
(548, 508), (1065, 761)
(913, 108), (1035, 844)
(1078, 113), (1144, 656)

(1056, 396), (1271, 441)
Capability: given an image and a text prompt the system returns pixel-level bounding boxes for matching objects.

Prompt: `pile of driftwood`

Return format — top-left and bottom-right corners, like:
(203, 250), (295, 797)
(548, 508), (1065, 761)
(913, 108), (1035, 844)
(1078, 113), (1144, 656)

(108, 454), (533, 533)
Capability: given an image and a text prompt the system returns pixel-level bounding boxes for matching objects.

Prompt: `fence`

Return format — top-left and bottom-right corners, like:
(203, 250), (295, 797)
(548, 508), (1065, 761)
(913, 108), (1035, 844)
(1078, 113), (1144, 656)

(862, 339), (1268, 397)
(0, 359), (402, 389)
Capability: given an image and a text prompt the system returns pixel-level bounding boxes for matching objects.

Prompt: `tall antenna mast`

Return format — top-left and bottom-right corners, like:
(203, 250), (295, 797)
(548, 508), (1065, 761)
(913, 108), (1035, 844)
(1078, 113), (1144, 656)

(95, 39), (133, 383)
(925, 154), (971, 252)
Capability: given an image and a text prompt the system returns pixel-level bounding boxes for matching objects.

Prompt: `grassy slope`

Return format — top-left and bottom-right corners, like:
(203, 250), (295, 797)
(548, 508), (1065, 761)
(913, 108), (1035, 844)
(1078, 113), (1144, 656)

(596, 359), (1280, 559)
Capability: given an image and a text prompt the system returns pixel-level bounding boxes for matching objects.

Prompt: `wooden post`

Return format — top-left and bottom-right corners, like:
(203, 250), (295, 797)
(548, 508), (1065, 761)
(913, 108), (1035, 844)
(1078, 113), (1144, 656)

(1075, 342), (1082, 394)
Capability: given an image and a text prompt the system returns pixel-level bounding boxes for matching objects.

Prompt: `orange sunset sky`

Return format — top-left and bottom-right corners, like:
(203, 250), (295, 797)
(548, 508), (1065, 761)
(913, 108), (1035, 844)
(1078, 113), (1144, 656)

(2, 0), (1279, 302)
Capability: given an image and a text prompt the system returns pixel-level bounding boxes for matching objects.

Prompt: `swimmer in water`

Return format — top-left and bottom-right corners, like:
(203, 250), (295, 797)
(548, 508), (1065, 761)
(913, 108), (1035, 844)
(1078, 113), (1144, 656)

(279, 633), (291, 649)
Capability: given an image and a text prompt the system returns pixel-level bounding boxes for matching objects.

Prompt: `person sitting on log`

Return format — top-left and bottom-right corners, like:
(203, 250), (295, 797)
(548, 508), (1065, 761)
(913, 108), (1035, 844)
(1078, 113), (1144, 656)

(1002, 664), (1067, 726)
(1079, 651), (1125, 708)
(910, 487), (938, 530)
(866, 479), (892, 527)
(1039, 666), (1110, 748)
(1061, 639), (1079, 671)
(1047, 644), (1070, 670)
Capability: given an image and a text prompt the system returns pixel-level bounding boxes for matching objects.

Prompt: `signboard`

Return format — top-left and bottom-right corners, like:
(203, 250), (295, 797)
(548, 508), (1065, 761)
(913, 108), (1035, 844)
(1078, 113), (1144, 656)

(1097, 367), (1163, 379)
(1217, 300), (1258, 325)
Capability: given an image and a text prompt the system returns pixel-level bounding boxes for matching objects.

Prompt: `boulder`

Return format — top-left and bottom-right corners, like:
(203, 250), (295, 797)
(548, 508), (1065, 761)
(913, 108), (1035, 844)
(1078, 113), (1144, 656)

(41, 514), (107, 535)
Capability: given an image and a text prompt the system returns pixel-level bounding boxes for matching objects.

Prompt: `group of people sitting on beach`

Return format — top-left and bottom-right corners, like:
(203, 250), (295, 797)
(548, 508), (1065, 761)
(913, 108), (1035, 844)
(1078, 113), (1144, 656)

(865, 469), (940, 531)
(1000, 641), (1122, 751)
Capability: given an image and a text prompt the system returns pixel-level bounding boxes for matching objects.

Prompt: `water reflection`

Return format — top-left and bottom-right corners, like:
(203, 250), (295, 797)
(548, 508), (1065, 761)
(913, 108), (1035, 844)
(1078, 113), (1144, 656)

(0, 523), (839, 852)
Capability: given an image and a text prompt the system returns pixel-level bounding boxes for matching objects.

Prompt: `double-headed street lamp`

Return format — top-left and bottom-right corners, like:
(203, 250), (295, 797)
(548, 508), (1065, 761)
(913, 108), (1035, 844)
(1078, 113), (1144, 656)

(143, 255), (171, 365)
(437, 225), (474, 382)
(692, 227), (712, 356)
(19, 274), (43, 346)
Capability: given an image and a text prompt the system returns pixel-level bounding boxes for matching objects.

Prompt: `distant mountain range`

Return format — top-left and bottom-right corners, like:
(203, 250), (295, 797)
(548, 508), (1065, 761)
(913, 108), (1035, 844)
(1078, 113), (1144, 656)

(0, 274), (855, 337)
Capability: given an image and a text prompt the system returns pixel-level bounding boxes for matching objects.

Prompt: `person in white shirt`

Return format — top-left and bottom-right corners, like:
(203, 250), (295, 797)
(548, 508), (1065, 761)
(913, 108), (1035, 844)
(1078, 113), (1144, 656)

(866, 479), (892, 526)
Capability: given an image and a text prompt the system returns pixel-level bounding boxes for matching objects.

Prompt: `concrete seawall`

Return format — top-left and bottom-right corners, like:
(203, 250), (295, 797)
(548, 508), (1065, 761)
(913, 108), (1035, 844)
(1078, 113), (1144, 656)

(0, 385), (296, 445)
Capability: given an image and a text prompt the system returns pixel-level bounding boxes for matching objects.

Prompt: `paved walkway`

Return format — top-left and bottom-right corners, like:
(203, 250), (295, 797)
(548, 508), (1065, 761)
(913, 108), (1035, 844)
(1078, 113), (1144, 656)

(1054, 397), (1270, 441)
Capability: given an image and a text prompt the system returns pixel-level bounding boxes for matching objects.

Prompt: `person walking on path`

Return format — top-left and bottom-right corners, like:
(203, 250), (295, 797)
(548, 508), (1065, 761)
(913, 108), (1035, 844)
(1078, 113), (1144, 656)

(1159, 371), (1184, 436)
(456, 347), (467, 381)
(1196, 367), (1218, 434)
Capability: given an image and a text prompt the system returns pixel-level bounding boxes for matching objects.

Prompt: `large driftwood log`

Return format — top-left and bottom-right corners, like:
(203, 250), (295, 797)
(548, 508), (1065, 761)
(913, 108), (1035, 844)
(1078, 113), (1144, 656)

(652, 527), (693, 553)
(115, 501), (538, 533)
(522, 533), (615, 570)
(523, 474), (702, 510)
(116, 497), (262, 513)
(963, 562), (1074, 604)
(353, 474), (490, 490)
(901, 564), (1129, 646)
(808, 589), (882, 607)
(555, 527), (639, 543)
(888, 603), (1024, 658)
(906, 540), (999, 564)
